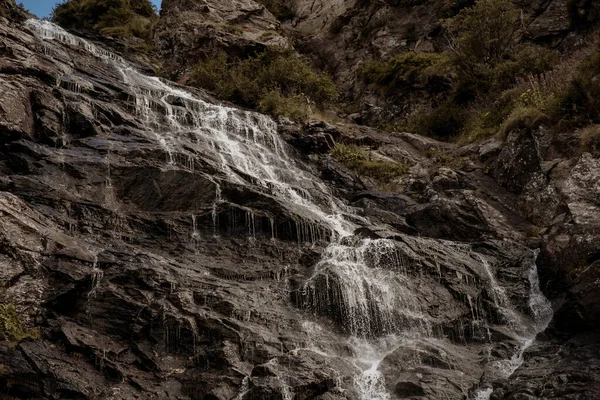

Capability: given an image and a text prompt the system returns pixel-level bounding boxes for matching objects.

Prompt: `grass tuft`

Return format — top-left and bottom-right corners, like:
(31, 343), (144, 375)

(331, 143), (409, 183)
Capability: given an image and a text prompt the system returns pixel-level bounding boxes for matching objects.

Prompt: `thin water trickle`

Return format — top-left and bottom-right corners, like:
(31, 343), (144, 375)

(476, 254), (521, 327)
(473, 388), (493, 400)
(351, 338), (393, 400)
(354, 362), (390, 400)
(471, 251), (553, 399)
(528, 250), (553, 325)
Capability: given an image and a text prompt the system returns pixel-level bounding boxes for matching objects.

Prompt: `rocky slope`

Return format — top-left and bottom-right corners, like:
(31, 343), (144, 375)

(155, 0), (289, 83)
(0, 1), (599, 400)
(284, 0), (600, 125)
(154, 0), (600, 127)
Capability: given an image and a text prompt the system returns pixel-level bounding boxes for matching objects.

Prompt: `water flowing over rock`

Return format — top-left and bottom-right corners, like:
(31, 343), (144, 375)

(0, 10), (598, 400)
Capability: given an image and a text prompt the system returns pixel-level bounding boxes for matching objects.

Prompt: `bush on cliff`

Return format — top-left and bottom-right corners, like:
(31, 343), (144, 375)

(331, 143), (408, 183)
(52, 0), (157, 40)
(555, 50), (600, 126)
(359, 52), (451, 92)
(361, 0), (559, 140)
(191, 49), (338, 120)
(0, 303), (39, 344)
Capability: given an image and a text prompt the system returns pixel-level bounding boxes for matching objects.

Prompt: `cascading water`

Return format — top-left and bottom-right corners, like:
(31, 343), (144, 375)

(26, 19), (354, 241)
(472, 250), (553, 399)
(26, 19), (554, 400)
(298, 237), (433, 338)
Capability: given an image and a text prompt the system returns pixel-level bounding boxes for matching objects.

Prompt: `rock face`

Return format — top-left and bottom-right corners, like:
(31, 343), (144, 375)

(155, 0), (288, 80)
(0, 3), (600, 400)
(152, 0), (600, 128)
(276, 0), (598, 127)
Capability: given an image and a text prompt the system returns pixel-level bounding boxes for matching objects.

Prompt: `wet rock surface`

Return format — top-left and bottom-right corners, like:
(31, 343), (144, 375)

(0, 6), (599, 400)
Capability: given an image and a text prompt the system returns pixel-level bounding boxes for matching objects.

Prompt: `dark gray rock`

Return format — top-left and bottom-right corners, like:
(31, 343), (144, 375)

(1, 4), (600, 400)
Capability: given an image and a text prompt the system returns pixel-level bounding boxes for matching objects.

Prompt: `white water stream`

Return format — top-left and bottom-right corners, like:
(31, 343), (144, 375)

(26, 19), (553, 400)
(472, 250), (553, 399)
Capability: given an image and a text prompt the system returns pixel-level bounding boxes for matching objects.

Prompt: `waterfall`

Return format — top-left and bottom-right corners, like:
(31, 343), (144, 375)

(297, 238), (432, 338)
(25, 19), (354, 241)
(528, 250), (553, 325)
(26, 19), (553, 400)
(472, 250), (553, 399)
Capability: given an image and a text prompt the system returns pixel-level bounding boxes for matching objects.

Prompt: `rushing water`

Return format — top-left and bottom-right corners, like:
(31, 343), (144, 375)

(26, 19), (553, 400)
(26, 19), (354, 240)
(472, 251), (553, 400)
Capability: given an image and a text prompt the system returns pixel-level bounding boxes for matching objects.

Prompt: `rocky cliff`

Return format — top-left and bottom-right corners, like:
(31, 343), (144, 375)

(0, 1), (599, 399)
(154, 0), (600, 128)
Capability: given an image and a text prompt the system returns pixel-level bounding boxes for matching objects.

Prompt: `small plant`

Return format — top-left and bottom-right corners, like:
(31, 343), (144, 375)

(579, 125), (600, 155)
(255, 0), (294, 20)
(524, 225), (541, 238)
(0, 303), (39, 345)
(500, 106), (549, 139)
(567, 265), (588, 282)
(360, 52), (450, 91)
(331, 143), (409, 183)
(16, 2), (28, 13)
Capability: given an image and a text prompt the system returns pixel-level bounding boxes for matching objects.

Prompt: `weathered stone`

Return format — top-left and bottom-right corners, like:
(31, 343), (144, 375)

(1, 3), (600, 400)
(527, 0), (571, 39)
(156, 0), (289, 79)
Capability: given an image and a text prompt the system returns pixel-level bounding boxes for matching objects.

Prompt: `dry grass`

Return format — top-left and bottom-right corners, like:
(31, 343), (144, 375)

(458, 34), (600, 143)
(331, 143), (409, 184)
(579, 125), (600, 155)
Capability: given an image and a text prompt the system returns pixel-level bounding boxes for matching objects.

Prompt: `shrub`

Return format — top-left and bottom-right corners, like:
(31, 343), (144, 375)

(52, 0), (157, 40)
(362, 0), (559, 140)
(580, 125), (600, 155)
(554, 50), (600, 126)
(443, 0), (557, 96)
(360, 52), (451, 91)
(445, 0), (520, 69)
(255, 0), (294, 19)
(1, 1), (28, 18)
(191, 49), (338, 120)
(408, 102), (466, 138)
(0, 303), (38, 344)
(331, 143), (409, 182)
(500, 106), (549, 138)
(258, 91), (310, 120)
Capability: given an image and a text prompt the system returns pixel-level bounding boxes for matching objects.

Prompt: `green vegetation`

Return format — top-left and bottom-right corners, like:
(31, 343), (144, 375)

(52, 0), (157, 40)
(443, 0), (558, 137)
(361, 0), (561, 140)
(406, 102), (466, 137)
(0, 1), (28, 18)
(499, 106), (549, 139)
(0, 303), (38, 344)
(331, 143), (409, 183)
(555, 51), (600, 126)
(445, 0), (520, 88)
(191, 50), (338, 120)
(580, 125), (600, 155)
(360, 52), (450, 91)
